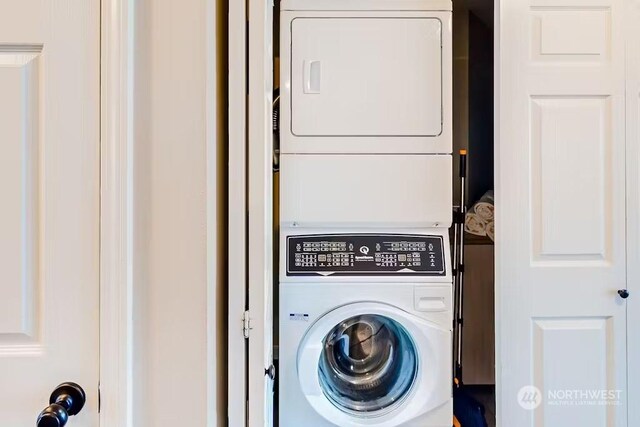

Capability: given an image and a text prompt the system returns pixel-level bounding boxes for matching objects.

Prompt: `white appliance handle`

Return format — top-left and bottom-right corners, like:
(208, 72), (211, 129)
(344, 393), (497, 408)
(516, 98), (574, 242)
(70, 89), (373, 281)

(303, 60), (321, 94)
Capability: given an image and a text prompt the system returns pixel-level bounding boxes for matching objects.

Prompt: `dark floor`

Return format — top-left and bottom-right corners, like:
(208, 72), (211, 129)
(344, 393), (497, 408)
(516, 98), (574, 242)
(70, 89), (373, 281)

(465, 385), (496, 427)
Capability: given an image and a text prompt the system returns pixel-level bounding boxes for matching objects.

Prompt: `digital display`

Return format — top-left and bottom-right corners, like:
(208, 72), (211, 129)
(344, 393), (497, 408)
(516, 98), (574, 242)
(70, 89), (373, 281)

(286, 234), (446, 276)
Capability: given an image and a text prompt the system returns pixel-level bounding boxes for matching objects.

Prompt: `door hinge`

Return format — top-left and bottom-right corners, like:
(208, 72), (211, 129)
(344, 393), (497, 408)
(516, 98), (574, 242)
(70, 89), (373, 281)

(243, 310), (251, 339)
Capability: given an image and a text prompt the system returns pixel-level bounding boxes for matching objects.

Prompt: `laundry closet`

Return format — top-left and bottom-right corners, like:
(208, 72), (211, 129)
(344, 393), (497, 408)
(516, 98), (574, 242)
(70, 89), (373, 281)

(229, 0), (636, 426)
(271, 0), (495, 426)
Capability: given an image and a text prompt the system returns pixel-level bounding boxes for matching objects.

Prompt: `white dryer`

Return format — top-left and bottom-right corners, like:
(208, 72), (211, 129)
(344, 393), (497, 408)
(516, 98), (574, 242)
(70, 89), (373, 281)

(278, 231), (453, 427)
(279, 0), (453, 155)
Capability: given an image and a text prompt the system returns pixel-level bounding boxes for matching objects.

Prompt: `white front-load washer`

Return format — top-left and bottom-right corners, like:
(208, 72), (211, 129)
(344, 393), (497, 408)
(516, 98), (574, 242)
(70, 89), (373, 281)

(280, 282), (452, 427)
(279, 231), (453, 427)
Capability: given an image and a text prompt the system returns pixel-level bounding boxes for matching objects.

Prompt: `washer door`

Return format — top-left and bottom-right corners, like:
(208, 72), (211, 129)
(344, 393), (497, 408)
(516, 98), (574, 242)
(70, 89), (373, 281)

(297, 302), (450, 427)
(318, 314), (417, 414)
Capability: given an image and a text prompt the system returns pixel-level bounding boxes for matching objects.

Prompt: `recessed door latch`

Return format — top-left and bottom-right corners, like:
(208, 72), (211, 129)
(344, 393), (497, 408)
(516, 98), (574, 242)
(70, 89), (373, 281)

(618, 289), (630, 299)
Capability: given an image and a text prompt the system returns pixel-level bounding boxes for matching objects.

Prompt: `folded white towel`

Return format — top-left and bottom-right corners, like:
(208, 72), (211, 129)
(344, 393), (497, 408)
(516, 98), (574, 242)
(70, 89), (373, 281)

(465, 212), (487, 236)
(474, 190), (494, 222)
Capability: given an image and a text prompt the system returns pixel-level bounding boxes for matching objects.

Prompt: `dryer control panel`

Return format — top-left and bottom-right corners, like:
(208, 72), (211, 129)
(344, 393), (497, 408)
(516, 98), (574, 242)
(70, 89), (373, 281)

(286, 234), (445, 276)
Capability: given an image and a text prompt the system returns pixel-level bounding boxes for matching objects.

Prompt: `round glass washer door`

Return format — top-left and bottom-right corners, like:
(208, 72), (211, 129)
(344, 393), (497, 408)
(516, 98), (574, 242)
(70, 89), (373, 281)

(317, 314), (419, 415)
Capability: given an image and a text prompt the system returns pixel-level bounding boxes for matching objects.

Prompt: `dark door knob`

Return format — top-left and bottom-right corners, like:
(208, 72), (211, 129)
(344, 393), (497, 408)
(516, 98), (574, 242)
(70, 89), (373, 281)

(36, 383), (86, 427)
(265, 364), (276, 380)
(618, 289), (630, 299)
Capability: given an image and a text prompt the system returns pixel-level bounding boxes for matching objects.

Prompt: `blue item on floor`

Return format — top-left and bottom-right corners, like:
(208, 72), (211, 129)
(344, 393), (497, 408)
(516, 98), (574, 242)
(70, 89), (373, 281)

(453, 387), (488, 427)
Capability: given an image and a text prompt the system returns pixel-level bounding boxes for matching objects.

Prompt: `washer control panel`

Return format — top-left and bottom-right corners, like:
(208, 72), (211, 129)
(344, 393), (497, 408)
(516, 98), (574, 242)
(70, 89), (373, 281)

(286, 234), (445, 276)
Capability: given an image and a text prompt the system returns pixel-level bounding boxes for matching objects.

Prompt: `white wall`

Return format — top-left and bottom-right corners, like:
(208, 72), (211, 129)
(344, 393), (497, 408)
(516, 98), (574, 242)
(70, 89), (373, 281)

(132, 0), (227, 425)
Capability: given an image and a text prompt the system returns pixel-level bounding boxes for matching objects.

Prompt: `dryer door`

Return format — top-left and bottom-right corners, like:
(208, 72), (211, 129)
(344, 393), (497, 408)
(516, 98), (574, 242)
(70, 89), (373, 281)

(290, 17), (442, 138)
(297, 302), (450, 427)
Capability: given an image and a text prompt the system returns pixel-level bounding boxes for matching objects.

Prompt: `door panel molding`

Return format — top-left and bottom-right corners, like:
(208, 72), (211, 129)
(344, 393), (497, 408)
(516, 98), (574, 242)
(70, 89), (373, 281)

(0, 46), (41, 353)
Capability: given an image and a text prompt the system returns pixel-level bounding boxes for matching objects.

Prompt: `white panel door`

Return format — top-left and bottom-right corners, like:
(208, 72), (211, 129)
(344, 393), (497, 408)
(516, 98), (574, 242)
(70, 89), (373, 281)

(497, 0), (628, 425)
(626, 0), (640, 425)
(0, 1), (100, 425)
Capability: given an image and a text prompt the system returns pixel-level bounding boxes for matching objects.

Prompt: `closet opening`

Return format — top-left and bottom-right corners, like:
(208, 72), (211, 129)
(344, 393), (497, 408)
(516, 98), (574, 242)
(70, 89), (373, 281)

(452, 1), (496, 426)
(272, 1), (496, 426)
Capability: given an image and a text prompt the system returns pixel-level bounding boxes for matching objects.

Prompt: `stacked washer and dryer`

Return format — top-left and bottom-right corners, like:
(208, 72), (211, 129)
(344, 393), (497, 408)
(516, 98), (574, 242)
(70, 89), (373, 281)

(278, 1), (453, 426)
